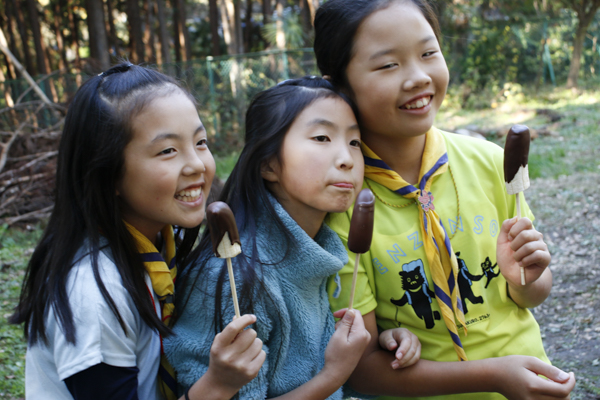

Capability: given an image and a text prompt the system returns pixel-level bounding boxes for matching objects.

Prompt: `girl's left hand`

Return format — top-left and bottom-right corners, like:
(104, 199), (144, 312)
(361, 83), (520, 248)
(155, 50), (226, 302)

(496, 217), (550, 287)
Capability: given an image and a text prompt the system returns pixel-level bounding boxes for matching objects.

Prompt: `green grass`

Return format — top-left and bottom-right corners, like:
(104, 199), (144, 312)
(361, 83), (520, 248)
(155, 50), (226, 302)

(438, 83), (600, 180)
(0, 224), (42, 400)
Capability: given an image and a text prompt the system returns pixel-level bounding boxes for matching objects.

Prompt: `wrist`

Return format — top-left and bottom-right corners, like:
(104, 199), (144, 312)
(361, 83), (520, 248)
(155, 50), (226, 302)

(318, 363), (349, 390)
(188, 368), (239, 400)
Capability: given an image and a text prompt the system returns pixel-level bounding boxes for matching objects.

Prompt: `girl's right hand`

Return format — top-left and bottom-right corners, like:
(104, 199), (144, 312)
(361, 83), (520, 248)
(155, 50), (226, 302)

(494, 355), (575, 400)
(205, 314), (266, 393)
(323, 309), (371, 386)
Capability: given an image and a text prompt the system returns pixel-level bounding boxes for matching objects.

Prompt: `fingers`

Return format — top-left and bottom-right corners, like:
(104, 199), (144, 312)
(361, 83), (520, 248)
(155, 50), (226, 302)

(389, 330), (421, 369)
(379, 330), (399, 351)
(216, 314), (257, 345)
(526, 360), (576, 398)
(336, 308), (356, 333)
(332, 308), (348, 319)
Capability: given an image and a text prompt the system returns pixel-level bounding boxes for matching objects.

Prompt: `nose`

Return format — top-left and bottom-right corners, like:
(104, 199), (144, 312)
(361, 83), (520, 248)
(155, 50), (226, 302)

(338, 145), (355, 170)
(182, 150), (206, 176)
(401, 62), (432, 91)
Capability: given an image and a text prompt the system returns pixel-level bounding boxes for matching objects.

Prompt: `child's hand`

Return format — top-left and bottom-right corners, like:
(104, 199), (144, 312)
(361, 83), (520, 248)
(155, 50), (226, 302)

(494, 355), (575, 400)
(378, 327), (421, 369)
(205, 314), (266, 392)
(324, 309), (371, 386)
(497, 217), (550, 287)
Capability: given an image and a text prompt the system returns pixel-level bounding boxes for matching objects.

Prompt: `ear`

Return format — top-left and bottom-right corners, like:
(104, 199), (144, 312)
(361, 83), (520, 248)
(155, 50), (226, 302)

(261, 158), (280, 183)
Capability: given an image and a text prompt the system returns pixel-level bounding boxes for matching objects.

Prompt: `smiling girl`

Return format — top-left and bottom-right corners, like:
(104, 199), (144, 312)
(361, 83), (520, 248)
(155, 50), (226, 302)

(166, 77), (419, 399)
(313, 1), (576, 399)
(11, 63), (264, 400)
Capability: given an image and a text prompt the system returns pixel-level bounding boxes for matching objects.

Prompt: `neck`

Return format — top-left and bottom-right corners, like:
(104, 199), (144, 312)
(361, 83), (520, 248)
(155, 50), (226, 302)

(363, 132), (427, 185)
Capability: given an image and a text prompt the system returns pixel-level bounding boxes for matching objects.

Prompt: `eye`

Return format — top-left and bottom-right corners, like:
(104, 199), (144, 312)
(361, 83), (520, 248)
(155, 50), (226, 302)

(158, 148), (175, 155)
(313, 135), (330, 142)
(196, 138), (208, 147)
(379, 63), (397, 70)
(350, 139), (361, 147)
(423, 51), (437, 57)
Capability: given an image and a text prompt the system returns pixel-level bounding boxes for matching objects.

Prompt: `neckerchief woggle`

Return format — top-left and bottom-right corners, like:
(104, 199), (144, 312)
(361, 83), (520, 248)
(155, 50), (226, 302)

(125, 221), (179, 399)
(363, 127), (468, 361)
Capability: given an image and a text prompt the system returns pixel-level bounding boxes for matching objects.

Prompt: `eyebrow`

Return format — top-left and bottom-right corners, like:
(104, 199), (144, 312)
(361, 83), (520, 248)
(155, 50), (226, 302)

(368, 35), (437, 60)
(151, 125), (205, 143)
(307, 118), (359, 131)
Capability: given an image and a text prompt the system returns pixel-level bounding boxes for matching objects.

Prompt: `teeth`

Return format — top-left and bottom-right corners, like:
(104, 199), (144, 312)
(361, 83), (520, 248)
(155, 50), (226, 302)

(403, 96), (430, 109)
(175, 188), (202, 201)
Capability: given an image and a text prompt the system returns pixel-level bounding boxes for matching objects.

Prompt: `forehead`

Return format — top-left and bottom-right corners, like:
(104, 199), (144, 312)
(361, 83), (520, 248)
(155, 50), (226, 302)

(293, 97), (356, 125)
(351, 2), (434, 56)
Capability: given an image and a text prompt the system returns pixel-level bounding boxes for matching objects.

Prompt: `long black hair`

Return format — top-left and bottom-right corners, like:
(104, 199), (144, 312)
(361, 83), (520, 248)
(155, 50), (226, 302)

(177, 76), (357, 333)
(10, 63), (201, 345)
(314, 0), (441, 90)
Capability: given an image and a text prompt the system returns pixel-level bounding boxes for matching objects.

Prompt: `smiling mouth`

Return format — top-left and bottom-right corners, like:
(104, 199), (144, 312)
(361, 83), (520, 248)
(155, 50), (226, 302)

(175, 188), (202, 202)
(400, 96), (432, 110)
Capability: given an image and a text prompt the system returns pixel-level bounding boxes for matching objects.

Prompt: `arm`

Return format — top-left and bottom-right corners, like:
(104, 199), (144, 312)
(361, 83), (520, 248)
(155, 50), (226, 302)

(345, 311), (575, 399)
(266, 309), (370, 400)
(497, 217), (552, 308)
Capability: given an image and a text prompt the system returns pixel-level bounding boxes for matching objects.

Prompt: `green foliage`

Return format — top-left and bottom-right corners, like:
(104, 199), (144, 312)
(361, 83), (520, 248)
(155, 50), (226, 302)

(261, 8), (307, 50)
(0, 224), (43, 400)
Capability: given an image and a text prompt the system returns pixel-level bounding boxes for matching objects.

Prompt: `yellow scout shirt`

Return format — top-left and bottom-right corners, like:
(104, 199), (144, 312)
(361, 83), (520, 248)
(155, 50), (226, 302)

(327, 130), (549, 400)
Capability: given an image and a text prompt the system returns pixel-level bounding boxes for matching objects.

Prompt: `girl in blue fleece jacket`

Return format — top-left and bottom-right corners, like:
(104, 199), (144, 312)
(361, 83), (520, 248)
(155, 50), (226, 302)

(165, 77), (421, 400)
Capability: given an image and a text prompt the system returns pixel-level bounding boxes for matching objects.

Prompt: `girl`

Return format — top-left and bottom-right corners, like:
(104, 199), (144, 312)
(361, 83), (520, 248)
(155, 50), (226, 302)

(165, 76), (421, 399)
(313, 1), (576, 399)
(10, 63), (264, 400)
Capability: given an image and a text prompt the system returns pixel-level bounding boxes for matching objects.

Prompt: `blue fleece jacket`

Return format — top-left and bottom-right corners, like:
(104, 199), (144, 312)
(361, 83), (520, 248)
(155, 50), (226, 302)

(165, 194), (349, 399)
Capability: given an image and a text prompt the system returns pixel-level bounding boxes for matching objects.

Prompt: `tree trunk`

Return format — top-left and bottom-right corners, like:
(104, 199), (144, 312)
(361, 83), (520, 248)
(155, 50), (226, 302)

(262, 0), (272, 25)
(1, 1), (17, 79)
(209, 0), (220, 55)
(155, 0), (172, 65)
(172, 0), (182, 62)
(275, 0), (285, 50)
(13, 0), (36, 74)
(85, 0), (110, 71)
(565, 0), (600, 88)
(144, 0), (157, 63)
(26, 0), (48, 76)
(105, 0), (118, 56)
(127, 0), (145, 63)
(66, 0), (81, 69)
(52, 0), (68, 71)
(244, 0), (253, 52)
(300, 0), (311, 47)
(176, 0), (191, 60)
(221, 0), (243, 55)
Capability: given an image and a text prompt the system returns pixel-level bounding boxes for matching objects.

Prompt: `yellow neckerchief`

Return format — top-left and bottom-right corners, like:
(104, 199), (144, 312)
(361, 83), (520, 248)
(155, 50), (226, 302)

(125, 222), (178, 399)
(363, 128), (468, 361)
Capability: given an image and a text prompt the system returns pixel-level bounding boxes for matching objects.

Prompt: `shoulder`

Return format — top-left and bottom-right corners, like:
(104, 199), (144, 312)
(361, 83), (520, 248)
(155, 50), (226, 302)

(439, 128), (503, 158)
(437, 128), (504, 179)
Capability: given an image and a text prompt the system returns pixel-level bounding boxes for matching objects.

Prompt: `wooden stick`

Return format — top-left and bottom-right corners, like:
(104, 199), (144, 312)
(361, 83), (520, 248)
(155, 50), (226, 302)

(516, 193), (526, 285)
(226, 257), (241, 318)
(348, 252), (361, 310)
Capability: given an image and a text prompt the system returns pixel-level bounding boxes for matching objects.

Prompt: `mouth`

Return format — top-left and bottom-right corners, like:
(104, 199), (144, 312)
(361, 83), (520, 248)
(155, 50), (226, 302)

(174, 187), (203, 202)
(332, 182), (355, 189)
(400, 95), (432, 110)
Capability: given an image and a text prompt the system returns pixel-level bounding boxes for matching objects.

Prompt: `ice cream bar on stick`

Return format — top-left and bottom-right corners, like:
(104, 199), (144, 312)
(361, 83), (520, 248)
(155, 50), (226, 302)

(503, 124), (531, 285)
(206, 201), (242, 318)
(347, 188), (375, 310)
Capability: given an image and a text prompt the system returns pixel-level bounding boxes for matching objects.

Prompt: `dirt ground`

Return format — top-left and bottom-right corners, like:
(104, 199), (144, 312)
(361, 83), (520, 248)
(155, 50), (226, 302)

(527, 172), (600, 399)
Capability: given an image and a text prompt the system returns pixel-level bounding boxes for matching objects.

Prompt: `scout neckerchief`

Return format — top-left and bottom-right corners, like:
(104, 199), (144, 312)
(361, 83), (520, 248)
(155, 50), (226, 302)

(125, 222), (179, 399)
(363, 127), (468, 361)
